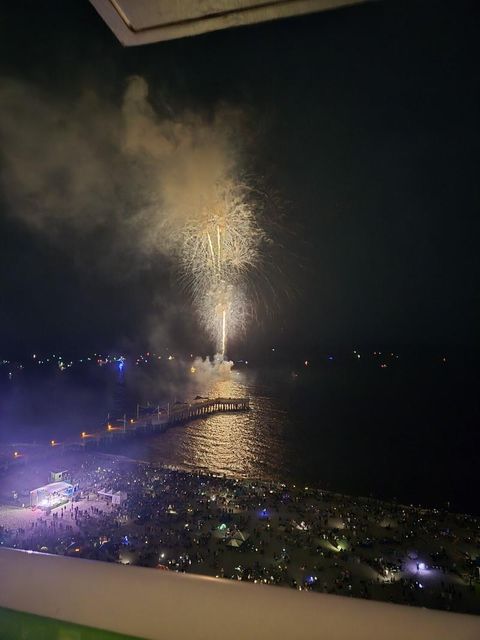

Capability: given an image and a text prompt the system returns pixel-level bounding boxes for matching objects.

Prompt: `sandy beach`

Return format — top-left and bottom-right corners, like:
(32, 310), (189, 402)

(1, 446), (479, 615)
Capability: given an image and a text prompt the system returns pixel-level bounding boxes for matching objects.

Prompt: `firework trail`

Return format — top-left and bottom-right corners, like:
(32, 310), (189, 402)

(178, 180), (264, 356)
(119, 76), (270, 354)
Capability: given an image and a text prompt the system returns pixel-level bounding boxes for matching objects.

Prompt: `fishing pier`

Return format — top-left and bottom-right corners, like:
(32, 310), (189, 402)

(74, 397), (250, 450)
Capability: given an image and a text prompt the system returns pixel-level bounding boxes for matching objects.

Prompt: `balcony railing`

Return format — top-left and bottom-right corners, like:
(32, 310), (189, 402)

(1, 548), (480, 639)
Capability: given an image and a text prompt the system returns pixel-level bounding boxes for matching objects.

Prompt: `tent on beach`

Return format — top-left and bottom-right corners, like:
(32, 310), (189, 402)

(227, 530), (250, 547)
(227, 538), (243, 548)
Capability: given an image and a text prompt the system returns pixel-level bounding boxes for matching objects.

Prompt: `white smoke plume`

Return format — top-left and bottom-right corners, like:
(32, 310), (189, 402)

(190, 354), (234, 381)
(0, 76), (242, 250)
(0, 75), (275, 354)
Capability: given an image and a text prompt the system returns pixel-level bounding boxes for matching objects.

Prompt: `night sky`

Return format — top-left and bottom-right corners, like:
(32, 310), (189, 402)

(1, 0), (479, 360)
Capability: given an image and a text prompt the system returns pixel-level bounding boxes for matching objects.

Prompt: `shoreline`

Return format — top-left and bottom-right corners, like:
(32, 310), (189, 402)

(1, 443), (478, 519)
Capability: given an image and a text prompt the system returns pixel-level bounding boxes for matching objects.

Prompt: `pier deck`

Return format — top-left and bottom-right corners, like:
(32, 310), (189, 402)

(72, 397), (250, 449)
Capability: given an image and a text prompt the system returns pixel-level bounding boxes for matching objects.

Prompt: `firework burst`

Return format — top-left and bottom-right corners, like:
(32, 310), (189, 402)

(177, 180), (265, 355)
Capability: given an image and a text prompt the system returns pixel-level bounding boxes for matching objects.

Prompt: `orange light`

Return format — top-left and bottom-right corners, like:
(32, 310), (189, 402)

(81, 431), (87, 438)
(130, 419), (134, 424)
(107, 424), (112, 431)
(51, 440), (55, 446)
(14, 451), (19, 458)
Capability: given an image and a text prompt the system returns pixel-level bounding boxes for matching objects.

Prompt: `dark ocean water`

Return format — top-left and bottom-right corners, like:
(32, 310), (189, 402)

(1, 357), (479, 514)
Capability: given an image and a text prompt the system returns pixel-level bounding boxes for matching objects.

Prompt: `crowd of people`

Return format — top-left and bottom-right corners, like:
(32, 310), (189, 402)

(1, 450), (479, 614)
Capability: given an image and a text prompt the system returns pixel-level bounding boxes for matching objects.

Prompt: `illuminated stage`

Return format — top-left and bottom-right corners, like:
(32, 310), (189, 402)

(30, 481), (74, 510)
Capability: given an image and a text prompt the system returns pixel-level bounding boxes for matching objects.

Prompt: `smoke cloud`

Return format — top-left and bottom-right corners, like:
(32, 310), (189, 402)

(120, 76), (244, 256)
(0, 75), (243, 254)
(0, 75), (252, 352)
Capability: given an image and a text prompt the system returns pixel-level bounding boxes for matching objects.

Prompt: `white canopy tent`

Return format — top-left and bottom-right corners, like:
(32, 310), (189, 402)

(30, 481), (74, 509)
